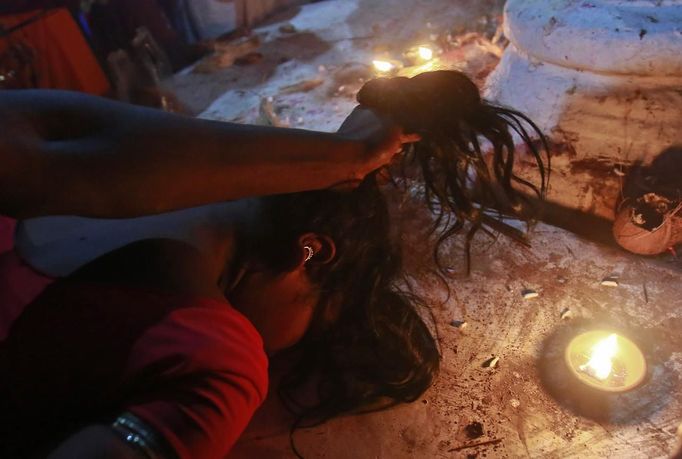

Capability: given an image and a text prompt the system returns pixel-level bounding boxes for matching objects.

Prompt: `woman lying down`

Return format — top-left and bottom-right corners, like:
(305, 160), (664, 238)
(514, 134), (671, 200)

(0, 71), (547, 459)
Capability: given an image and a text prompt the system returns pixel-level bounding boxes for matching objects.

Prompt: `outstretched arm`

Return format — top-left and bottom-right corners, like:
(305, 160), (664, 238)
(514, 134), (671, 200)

(0, 91), (416, 219)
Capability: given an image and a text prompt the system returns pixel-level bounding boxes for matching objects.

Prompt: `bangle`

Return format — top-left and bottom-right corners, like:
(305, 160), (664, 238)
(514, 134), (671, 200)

(111, 412), (170, 459)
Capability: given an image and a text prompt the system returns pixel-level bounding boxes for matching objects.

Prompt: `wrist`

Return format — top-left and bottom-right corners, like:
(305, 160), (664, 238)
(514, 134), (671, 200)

(332, 132), (372, 182)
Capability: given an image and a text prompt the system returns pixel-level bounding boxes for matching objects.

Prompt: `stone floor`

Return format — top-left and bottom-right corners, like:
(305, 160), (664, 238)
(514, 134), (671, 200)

(165, 1), (682, 457)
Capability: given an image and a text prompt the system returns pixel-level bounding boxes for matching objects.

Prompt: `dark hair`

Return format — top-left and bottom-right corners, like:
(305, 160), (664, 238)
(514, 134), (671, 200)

(237, 178), (439, 442)
(237, 70), (548, 456)
(359, 70), (549, 272)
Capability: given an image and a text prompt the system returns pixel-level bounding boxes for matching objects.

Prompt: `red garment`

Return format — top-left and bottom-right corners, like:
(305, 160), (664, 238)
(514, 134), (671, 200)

(0, 249), (54, 340)
(0, 8), (110, 94)
(0, 216), (55, 336)
(0, 269), (268, 458)
(0, 216), (14, 253)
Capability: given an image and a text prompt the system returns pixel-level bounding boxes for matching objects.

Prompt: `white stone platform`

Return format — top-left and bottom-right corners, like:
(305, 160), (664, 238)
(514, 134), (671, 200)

(485, 0), (682, 219)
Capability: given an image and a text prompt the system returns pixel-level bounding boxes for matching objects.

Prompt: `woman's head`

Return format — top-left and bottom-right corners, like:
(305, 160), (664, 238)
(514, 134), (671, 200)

(227, 176), (440, 427)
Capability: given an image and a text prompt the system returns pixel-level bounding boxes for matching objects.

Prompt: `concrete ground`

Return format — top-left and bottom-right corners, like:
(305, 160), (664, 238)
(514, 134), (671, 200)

(165, 1), (682, 457)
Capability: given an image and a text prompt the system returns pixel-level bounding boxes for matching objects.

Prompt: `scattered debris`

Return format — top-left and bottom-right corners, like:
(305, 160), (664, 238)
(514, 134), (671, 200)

(279, 23), (297, 34)
(560, 307), (572, 320)
(258, 97), (288, 127)
(643, 282), (649, 304)
(450, 319), (468, 329)
(482, 356), (500, 368)
(279, 79), (324, 94)
(557, 276), (567, 284)
(510, 398), (521, 408)
(601, 276), (619, 287)
(235, 51), (264, 66)
(522, 289), (539, 299)
(448, 438), (503, 453)
(465, 421), (485, 439)
(194, 35), (261, 73)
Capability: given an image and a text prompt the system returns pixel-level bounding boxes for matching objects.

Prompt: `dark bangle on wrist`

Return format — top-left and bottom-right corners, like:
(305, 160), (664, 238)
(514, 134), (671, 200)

(111, 412), (172, 459)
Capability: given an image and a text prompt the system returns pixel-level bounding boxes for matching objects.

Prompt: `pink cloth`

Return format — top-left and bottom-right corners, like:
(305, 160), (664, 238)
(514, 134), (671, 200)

(0, 216), (15, 254)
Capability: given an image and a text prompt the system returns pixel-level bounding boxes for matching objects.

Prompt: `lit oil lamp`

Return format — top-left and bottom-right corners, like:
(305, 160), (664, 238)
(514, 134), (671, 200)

(372, 59), (396, 74)
(565, 330), (646, 393)
(403, 45), (435, 65)
(417, 46), (434, 61)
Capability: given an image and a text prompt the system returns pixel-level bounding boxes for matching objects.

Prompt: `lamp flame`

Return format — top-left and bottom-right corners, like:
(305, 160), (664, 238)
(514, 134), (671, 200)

(579, 333), (619, 381)
(373, 60), (395, 73)
(418, 46), (433, 60)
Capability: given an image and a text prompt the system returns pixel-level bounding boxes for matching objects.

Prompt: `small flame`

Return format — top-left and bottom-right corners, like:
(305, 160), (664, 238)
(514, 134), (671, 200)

(580, 333), (619, 381)
(418, 46), (433, 60)
(373, 60), (395, 73)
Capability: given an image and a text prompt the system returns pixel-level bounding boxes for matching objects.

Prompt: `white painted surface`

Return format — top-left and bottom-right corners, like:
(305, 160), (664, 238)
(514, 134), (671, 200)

(504, 0), (682, 76)
(485, 0), (682, 219)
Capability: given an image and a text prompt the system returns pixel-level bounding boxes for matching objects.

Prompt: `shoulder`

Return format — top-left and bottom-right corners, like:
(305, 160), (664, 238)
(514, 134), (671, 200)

(128, 295), (268, 382)
(122, 300), (269, 458)
(68, 238), (224, 300)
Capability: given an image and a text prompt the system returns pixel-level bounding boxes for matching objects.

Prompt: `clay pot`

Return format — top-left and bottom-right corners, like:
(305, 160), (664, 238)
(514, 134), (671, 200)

(613, 205), (682, 255)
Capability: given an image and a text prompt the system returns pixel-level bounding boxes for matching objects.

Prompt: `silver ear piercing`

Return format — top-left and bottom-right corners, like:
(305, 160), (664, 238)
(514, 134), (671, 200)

(304, 246), (314, 262)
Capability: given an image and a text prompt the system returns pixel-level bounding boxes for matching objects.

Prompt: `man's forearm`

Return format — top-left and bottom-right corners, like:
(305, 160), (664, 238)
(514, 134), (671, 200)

(0, 90), (369, 218)
(47, 425), (148, 459)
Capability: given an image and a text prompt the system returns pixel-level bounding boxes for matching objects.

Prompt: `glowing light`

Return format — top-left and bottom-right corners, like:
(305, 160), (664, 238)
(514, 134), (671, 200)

(373, 60), (395, 73)
(565, 330), (647, 393)
(579, 333), (618, 381)
(418, 46), (434, 60)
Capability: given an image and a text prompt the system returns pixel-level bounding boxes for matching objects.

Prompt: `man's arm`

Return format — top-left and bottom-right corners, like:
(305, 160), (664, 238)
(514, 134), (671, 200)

(0, 91), (416, 218)
(47, 425), (149, 459)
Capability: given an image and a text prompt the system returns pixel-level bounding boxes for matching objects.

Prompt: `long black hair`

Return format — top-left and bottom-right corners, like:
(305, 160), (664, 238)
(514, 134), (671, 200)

(238, 177), (439, 430)
(237, 70), (548, 456)
(358, 70), (549, 272)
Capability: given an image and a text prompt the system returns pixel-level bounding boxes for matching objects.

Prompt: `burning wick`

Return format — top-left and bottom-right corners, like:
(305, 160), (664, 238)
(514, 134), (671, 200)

(372, 60), (395, 73)
(417, 46), (434, 61)
(565, 330), (647, 393)
(579, 333), (618, 381)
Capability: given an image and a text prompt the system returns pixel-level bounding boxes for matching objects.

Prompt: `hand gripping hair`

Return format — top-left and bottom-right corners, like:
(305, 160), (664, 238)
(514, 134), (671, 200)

(358, 70), (550, 272)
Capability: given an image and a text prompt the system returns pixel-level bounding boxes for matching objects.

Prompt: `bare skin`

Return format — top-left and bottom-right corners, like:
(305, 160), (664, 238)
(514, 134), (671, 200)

(0, 90), (418, 219)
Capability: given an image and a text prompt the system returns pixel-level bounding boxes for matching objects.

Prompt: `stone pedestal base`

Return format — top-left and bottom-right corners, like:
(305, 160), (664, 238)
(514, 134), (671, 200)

(485, 0), (682, 220)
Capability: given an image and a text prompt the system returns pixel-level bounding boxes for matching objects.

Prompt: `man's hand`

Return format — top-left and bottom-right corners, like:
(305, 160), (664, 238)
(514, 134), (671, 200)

(47, 425), (148, 459)
(337, 106), (421, 177)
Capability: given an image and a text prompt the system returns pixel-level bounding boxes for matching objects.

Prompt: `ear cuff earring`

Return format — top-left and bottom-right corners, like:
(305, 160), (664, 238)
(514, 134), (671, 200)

(303, 246), (314, 263)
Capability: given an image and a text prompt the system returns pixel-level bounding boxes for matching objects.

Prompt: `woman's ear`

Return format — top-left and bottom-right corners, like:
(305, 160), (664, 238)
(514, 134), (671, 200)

(297, 232), (336, 267)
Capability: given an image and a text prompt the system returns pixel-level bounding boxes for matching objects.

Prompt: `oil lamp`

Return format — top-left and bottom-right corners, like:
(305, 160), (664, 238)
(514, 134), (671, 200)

(565, 330), (646, 393)
(402, 45), (435, 66)
(372, 59), (397, 74)
(417, 46), (433, 61)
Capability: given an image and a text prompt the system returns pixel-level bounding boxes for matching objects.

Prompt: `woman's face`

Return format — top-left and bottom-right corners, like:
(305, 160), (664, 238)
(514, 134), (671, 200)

(227, 267), (320, 355)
